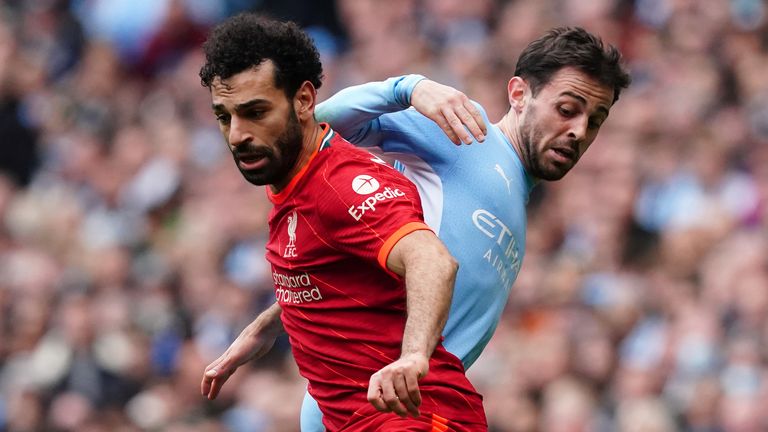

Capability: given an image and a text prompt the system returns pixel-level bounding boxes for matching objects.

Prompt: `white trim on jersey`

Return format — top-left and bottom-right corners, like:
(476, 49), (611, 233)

(365, 148), (444, 234)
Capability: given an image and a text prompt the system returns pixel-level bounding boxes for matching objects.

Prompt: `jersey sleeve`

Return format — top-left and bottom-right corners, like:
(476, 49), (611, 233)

(315, 75), (426, 148)
(318, 78), (490, 170)
(314, 150), (431, 271)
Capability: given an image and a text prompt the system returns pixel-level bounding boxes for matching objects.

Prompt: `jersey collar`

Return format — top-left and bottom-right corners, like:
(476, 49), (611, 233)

(267, 123), (334, 204)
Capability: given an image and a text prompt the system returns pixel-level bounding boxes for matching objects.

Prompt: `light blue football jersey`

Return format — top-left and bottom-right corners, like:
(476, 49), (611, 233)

(316, 75), (535, 367)
(299, 76), (535, 431)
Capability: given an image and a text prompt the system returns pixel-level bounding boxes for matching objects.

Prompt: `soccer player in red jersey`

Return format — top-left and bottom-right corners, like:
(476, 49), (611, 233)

(198, 14), (487, 431)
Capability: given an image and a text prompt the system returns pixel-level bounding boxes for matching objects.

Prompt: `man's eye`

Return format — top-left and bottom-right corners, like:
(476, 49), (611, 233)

(216, 114), (230, 124)
(559, 107), (573, 116)
(588, 117), (605, 129)
(245, 110), (264, 120)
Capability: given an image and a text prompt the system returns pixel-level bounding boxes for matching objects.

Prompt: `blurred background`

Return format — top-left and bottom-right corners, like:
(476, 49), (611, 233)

(1, 0), (767, 431)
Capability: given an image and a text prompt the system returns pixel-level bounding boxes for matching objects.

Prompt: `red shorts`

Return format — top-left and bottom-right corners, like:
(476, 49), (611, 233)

(339, 406), (487, 431)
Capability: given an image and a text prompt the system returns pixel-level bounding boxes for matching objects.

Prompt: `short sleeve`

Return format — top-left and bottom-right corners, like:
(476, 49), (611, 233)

(314, 149), (432, 270)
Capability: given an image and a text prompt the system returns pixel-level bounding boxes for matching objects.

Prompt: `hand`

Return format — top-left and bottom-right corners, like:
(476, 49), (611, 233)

(367, 353), (429, 418)
(411, 79), (487, 145)
(201, 325), (278, 400)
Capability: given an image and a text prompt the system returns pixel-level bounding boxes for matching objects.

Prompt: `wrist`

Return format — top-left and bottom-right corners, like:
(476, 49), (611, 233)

(398, 351), (429, 378)
(252, 305), (284, 338)
(399, 350), (429, 361)
(399, 74), (428, 106)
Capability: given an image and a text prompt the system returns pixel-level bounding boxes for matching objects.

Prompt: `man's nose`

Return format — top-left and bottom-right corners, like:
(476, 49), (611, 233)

(228, 116), (252, 147)
(567, 116), (588, 143)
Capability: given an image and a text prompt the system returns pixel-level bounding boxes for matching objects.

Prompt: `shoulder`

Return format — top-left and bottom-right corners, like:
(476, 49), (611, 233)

(314, 138), (418, 196)
(380, 101), (490, 136)
(311, 139), (425, 239)
(379, 107), (435, 130)
(318, 135), (388, 172)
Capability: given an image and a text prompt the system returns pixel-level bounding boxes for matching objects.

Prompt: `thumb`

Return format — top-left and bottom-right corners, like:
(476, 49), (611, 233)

(205, 358), (232, 377)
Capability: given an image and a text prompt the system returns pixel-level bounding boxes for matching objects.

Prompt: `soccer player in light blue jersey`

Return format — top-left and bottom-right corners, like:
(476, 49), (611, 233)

(201, 27), (630, 430)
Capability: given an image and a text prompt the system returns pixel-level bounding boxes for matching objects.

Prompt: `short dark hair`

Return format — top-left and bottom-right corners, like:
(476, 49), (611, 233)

(514, 27), (631, 104)
(199, 13), (323, 98)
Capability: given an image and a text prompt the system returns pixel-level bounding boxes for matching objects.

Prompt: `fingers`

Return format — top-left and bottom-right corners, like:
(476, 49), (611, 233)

(404, 370), (422, 409)
(439, 102), (487, 146)
(465, 100), (488, 140)
(367, 368), (422, 418)
(367, 372), (386, 412)
(201, 360), (219, 397)
(381, 375), (410, 418)
(205, 370), (228, 400)
(368, 371), (410, 418)
(201, 372), (212, 398)
(201, 358), (235, 400)
(440, 107), (468, 145)
(436, 117), (461, 145)
(394, 372), (421, 418)
(411, 80), (487, 146)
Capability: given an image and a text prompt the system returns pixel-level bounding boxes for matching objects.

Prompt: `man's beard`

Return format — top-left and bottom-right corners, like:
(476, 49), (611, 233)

(519, 108), (572, 181)
(235, 109), (304, 186)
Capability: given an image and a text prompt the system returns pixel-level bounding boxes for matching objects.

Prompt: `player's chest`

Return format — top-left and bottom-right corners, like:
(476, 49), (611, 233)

(449, 158), (527, 223)
(266, 206), (333, 269)
(438, 159), (529, 270)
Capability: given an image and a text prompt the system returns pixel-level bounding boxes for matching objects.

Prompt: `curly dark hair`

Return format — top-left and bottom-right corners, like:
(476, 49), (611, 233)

(199, 13), (323, 98)
(514, 27), (631, 104)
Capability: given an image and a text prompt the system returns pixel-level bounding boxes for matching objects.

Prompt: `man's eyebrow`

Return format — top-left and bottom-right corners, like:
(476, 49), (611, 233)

(561, 91), (610, 117)
(235, 98), (270, 111)
(211, 99), (271, 112)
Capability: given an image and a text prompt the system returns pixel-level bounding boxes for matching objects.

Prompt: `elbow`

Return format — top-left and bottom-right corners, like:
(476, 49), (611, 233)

(439, 251), (459, 284)
(447, 255), (459, 279)
(430, 240), (458, 280)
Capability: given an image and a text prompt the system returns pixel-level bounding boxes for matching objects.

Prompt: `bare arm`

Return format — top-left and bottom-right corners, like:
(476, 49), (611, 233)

(367, 229), (458, 418)
(388, 230), (457, 359)
(201, 302), (284, 400)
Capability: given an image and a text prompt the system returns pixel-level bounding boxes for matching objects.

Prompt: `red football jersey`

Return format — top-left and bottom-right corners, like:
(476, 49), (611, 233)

(265, 125), (486, 431)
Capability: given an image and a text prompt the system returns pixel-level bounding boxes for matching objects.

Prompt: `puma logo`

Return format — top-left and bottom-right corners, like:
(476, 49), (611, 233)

(495, 164), (512, 195)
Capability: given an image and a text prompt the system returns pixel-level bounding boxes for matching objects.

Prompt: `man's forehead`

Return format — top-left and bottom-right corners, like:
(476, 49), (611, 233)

(543, 67), (614, 107)
(211, 62), (277, 94)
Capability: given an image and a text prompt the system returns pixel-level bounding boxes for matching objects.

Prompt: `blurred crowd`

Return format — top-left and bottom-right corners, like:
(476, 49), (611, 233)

(1, 0), (767, 431)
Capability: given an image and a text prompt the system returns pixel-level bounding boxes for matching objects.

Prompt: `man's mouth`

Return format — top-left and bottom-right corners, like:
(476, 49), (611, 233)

(237, 154), (268, 170)
(550, 147), (576, 163)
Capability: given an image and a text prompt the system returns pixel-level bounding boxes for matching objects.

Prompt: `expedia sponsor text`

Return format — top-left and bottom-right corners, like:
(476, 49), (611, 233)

(348, 187), (405, 221)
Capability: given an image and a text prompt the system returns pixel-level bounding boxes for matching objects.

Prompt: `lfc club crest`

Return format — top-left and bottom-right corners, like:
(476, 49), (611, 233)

(283, 210), (298, 258)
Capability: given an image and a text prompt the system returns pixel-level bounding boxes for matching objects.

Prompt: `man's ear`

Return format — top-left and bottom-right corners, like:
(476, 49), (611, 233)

(507, 76), (528, 113)
(293, 81), (317, 122)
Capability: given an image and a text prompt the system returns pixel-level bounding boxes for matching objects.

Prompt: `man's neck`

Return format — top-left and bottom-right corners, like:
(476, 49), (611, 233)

(494, 111), (525, 166)
(494, 111), (540, 187)
(270, 122), (324, 193)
